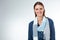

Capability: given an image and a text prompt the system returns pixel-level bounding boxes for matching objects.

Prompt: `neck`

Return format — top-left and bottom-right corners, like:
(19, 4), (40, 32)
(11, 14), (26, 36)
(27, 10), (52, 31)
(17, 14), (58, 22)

(37, 16), (43, 21)
(37, 16), (43, 25)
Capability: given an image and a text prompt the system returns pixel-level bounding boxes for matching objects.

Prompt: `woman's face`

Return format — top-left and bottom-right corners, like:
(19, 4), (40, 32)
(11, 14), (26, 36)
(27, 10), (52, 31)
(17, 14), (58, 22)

(34, 5), (44, 17)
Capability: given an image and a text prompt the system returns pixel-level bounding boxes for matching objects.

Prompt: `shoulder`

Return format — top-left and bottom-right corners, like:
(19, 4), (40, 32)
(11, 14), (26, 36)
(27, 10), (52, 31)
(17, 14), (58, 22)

(46, 17), (54, 24)
(28, 21), (34, 33)
(29, 20), (34, 26)
(28, 20), (34, 30)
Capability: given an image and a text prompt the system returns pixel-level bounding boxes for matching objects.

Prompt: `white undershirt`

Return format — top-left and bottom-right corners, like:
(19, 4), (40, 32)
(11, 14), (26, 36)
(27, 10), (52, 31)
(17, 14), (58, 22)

(33, 37), (38, 40)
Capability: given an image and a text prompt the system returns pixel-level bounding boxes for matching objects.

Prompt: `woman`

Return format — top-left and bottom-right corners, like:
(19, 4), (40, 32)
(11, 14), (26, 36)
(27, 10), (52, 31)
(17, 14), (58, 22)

(28, 1), (55, 40)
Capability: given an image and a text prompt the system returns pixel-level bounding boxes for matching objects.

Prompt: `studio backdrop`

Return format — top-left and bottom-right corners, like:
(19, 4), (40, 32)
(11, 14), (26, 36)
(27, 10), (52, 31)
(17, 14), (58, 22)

(0, 0), (60, 40)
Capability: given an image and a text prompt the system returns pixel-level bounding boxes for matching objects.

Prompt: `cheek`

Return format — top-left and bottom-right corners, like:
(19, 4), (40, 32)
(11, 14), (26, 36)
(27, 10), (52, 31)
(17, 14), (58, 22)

(35, 10), (44, 14)
(34, 10), (39, 13)
(40, 10), (44, 14)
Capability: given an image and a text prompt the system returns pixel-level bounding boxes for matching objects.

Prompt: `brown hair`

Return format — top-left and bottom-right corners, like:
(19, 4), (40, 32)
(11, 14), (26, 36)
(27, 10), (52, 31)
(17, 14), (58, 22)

(34, 1), (45, 17)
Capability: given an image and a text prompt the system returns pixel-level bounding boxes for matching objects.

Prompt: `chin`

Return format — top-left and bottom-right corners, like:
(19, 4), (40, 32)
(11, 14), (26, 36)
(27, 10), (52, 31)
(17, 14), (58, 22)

(37, 15), (43, 17)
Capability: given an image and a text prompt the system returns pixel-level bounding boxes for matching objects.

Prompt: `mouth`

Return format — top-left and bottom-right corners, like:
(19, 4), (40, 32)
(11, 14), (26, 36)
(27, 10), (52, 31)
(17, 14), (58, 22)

(37, 12), (42, 14)
(36, 12), (43, 16)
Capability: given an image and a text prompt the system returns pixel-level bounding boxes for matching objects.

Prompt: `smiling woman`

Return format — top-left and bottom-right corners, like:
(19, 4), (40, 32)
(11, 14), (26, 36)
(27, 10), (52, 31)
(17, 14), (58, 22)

(28, 1), (55, 40)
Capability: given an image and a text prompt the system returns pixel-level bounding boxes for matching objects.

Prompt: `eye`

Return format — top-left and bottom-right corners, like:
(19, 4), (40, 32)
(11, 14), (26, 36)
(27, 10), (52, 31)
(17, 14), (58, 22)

(40, 8), (43, 10)
(36, 8), (38, 10)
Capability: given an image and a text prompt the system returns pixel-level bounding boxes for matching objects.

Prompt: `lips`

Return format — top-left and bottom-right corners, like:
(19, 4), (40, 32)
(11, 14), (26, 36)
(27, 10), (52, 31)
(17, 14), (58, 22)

(37, 12), (42, 14)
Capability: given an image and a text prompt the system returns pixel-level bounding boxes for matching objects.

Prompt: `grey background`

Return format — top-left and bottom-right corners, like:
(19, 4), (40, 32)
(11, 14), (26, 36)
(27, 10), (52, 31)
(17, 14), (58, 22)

(0, 0), (60, 40)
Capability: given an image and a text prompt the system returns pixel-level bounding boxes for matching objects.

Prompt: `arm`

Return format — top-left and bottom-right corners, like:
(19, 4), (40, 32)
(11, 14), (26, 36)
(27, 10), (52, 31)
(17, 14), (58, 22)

(50, 20), (55, 40)
(48, 18), (55, 40)
(28, 21), (33, 40)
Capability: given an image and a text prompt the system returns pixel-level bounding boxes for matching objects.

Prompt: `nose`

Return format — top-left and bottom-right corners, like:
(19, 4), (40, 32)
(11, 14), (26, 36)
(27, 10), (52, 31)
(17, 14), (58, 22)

(37, 9), (41, 13)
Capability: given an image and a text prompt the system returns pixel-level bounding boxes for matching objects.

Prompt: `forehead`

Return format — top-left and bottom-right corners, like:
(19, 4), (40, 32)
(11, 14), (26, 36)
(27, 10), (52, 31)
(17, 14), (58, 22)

(35, 5), (44, 8)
